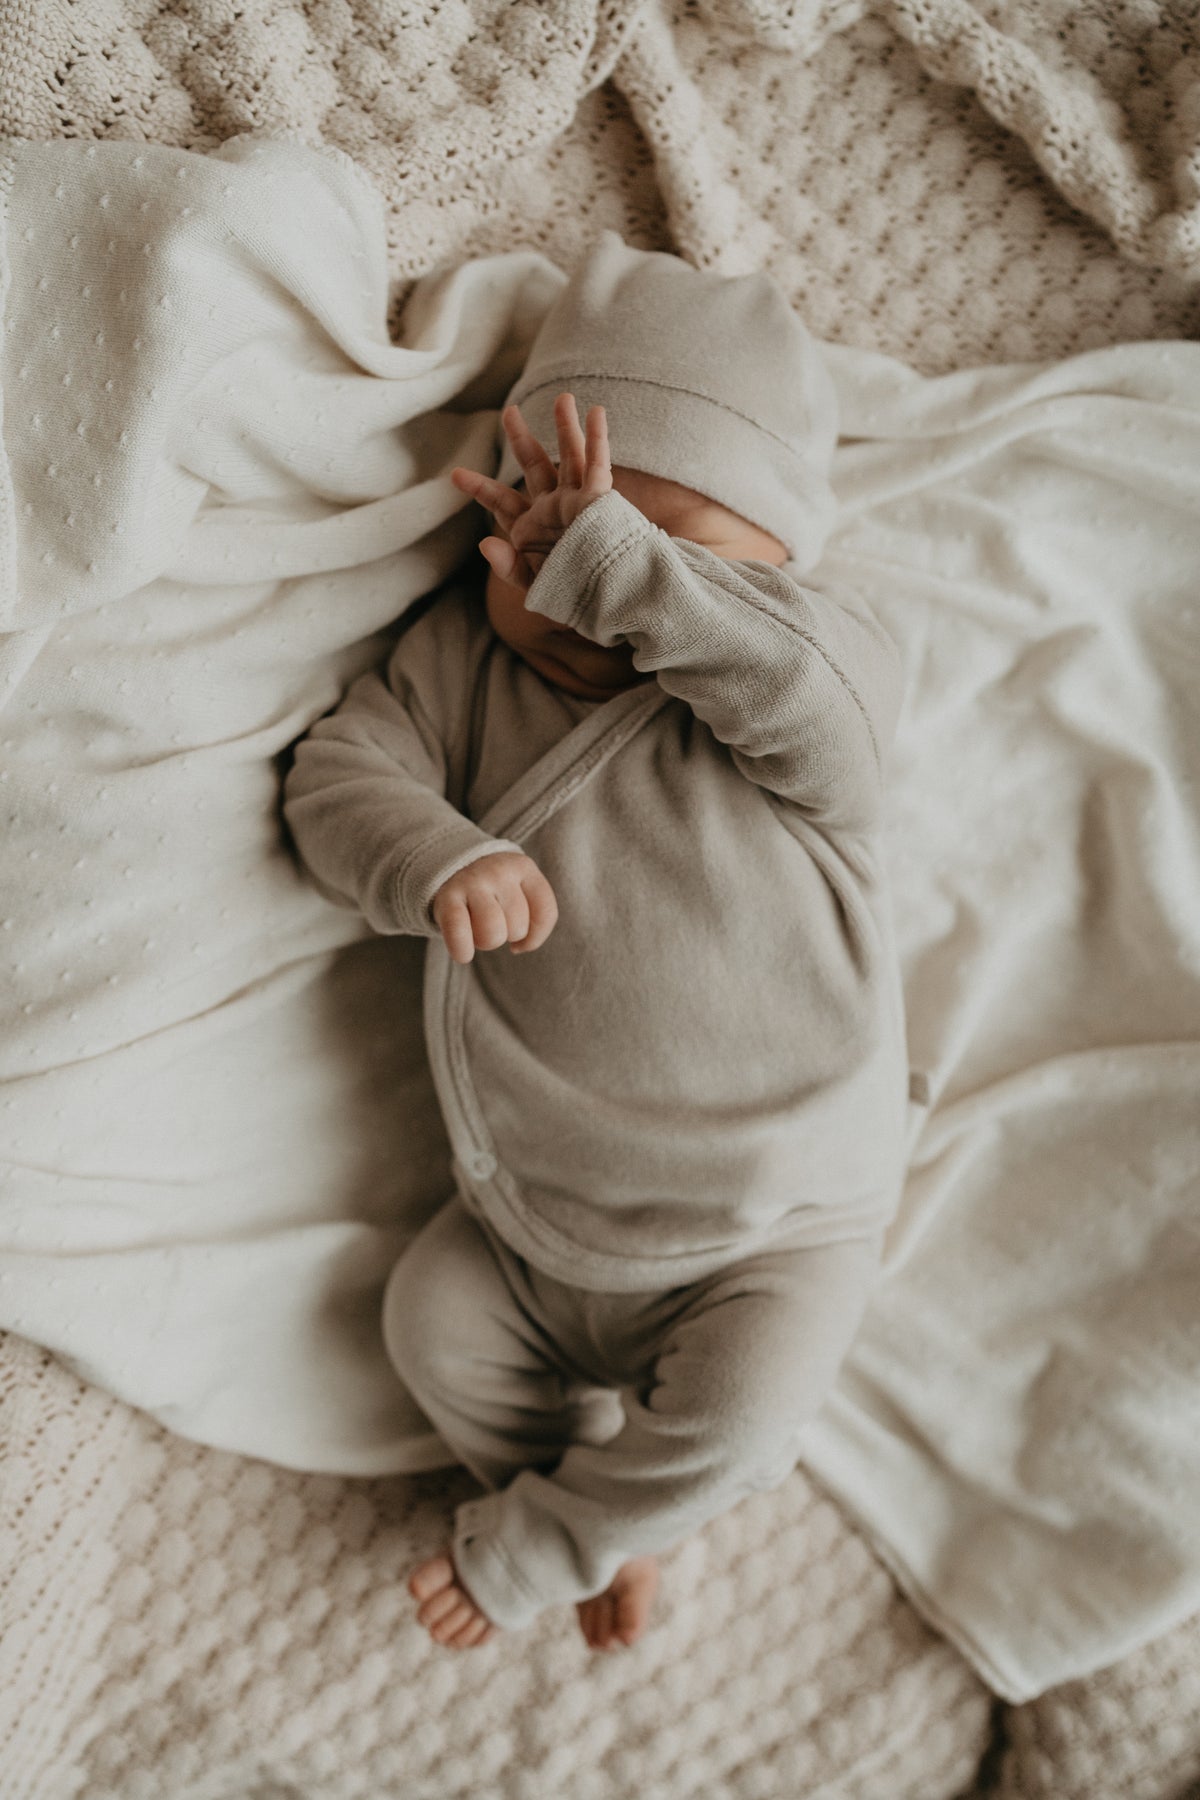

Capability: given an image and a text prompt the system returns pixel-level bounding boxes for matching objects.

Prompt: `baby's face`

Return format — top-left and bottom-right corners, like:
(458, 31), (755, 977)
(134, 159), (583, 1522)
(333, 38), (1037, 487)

(484, 467), (789, 701)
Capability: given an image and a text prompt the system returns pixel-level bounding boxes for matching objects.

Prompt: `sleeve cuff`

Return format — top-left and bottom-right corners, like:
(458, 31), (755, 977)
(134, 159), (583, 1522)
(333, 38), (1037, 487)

(452, 1495), (546, 1632)
(523, 489), (653, 636)
(396, 826), (526, 935)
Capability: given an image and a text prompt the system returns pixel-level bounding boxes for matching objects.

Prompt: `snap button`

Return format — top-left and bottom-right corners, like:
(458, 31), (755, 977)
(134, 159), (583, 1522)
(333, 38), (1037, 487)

(469, 1150), (497, 1180)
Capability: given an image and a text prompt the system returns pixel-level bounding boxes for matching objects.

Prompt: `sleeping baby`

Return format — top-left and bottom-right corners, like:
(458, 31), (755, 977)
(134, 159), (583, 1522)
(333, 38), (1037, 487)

(283, 234), (909, 1653)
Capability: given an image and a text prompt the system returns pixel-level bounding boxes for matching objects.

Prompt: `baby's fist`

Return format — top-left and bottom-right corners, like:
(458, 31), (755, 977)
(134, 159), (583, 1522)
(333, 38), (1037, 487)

(431, 852), (558, 965)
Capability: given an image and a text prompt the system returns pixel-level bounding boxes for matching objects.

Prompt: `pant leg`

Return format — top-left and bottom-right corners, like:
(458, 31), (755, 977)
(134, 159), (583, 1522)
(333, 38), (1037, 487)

(451, 1233), (883, 1631)
(382, 1194), (610, 1492)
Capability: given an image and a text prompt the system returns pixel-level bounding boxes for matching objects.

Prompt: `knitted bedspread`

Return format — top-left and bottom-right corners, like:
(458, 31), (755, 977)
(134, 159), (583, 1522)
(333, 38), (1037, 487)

(2, 4), (1200, 1799)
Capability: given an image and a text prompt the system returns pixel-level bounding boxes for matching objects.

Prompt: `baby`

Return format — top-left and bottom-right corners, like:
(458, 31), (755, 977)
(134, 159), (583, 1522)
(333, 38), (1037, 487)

(284, 234), (909, 1654)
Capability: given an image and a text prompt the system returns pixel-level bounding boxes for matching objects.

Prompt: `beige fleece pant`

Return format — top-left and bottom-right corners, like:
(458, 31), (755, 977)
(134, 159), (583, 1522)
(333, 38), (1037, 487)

(383, 1193), (882, 1631)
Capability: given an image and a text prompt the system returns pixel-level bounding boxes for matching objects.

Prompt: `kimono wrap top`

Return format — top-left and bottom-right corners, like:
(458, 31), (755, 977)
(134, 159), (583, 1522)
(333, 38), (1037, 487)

(284, 489), (910, 1293)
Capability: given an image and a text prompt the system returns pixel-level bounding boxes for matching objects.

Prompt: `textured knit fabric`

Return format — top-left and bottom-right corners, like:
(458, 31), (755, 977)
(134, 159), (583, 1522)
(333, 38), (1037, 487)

(4, 1), (1200, 334)
(495, 231), (840, 566)
(1, 1330), (1002, 1800)
(284, 488), (909, 1290)
(383, 1194), (884, 1630)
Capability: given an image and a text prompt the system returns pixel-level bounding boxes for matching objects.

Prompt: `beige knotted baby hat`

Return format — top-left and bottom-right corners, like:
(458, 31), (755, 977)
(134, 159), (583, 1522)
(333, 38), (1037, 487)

(497, 232), (840, 569)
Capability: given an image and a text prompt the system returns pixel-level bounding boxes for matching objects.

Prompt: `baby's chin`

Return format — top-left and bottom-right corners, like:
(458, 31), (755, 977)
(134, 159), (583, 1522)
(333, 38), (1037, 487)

(521, 643), (649, 701)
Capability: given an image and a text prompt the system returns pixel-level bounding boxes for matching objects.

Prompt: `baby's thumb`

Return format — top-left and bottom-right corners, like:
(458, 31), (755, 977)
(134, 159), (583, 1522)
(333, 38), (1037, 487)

(480, 536), (518, 581)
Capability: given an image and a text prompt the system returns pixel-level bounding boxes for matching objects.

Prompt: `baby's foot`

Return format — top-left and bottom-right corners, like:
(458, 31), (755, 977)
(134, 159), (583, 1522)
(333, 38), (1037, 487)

(409, 1548), (499, 1649)
(576, 1555), (660, 1651)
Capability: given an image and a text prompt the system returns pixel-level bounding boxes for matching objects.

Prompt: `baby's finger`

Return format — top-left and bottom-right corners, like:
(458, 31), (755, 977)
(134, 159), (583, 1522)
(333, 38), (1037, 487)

(451, 466), (529, 524)
(583, 405), (611, 493)
(502, 881), (531, 951)
(434, 895), (475, 965)
(512, 868), (558, 952)
(480, 535), (537, 592)
(554, 392), (587, 488)
(502, 404), (558, 500)
(479, 536), (518, 581)
(466, 889), (510, 954)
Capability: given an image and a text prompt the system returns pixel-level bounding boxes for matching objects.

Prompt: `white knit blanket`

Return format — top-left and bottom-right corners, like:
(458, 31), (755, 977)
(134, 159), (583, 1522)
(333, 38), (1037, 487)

(1, 126), (1198, 1723)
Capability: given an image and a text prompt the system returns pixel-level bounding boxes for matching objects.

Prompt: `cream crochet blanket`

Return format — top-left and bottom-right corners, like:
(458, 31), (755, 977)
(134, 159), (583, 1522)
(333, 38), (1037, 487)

(2, 4), (1200, 1799)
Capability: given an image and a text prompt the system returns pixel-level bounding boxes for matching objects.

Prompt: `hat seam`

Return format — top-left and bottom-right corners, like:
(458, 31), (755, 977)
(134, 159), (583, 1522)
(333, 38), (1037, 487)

(511, 372), (821, 469)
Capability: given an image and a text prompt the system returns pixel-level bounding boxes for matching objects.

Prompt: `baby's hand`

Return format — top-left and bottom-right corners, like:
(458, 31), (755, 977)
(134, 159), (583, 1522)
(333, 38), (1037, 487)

(450, 393), (612, 592)
(431, 851), (558, 964)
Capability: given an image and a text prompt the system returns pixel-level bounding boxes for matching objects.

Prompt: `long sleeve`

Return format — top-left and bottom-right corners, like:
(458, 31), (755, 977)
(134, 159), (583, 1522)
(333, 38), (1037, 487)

(524, 490), (903, 835)
(283, 598), (524, 937)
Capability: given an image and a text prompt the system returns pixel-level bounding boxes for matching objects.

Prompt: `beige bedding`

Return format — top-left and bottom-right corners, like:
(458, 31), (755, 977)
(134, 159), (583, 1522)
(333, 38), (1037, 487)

(2, 4), (1199, 1797)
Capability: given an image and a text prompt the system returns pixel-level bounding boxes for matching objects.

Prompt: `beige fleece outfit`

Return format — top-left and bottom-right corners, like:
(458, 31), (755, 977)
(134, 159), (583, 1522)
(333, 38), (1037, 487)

(284, 485), (909, 1630)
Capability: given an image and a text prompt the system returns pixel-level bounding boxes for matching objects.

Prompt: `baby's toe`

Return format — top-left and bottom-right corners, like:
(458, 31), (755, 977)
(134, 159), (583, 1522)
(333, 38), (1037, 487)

(430, 1598), (477, 1642)
(616, 1607), (643, 1644)
(409, 1552), (457, 1601)
(417, 1587), (463, 1629)
(592, 1594), (618, 1650)
(448, 1614), (493, 1649)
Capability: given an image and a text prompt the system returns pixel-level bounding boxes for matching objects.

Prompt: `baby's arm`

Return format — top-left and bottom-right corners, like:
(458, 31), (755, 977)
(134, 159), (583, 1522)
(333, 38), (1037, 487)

(284, 625), (555, 960)
(529, 495), (903, 836)
(455, 393), (901, 834)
